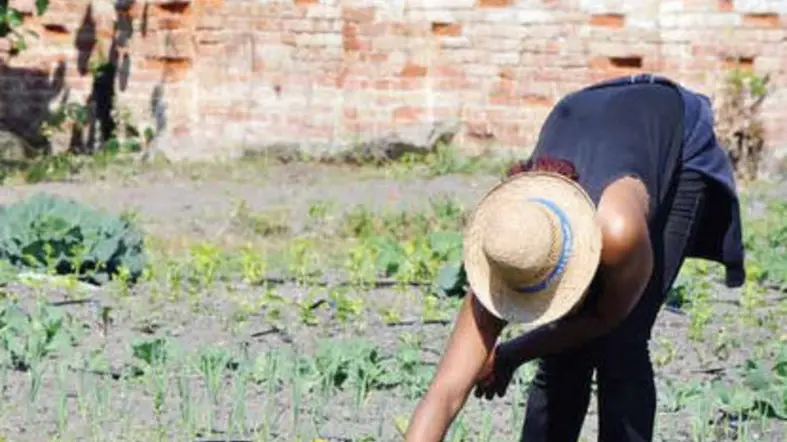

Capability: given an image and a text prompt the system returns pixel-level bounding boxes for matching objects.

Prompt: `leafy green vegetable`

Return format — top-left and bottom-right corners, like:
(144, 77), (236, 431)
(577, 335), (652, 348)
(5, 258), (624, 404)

(35, 0), (50, 16)
(436, 262), (466, 297)
(132, 337), (169, 368)
(0, 300), (75, 371)
(0, 193), (146, 285)
(742, 200), (787, 290)
(429, 230), (466, 297)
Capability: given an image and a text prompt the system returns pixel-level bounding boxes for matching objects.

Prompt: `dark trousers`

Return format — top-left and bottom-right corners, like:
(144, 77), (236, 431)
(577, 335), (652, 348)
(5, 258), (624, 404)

(519, 168), (709, 442)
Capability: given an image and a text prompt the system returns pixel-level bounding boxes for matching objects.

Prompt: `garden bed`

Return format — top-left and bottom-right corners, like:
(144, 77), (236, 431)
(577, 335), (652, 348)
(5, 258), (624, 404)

(0, 160), (783, 442)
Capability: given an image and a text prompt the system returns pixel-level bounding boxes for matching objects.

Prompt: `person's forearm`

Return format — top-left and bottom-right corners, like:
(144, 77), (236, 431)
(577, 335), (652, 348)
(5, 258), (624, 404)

(499, 313), (608, 369)
(405, 391), (464, 442)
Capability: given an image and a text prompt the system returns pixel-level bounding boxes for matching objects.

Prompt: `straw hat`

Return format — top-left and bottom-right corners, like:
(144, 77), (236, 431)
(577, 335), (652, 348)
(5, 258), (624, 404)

(463, 171), (603, 327)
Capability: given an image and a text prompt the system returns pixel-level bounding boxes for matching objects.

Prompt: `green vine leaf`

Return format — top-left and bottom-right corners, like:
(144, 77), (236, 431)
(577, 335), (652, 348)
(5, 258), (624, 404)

(35, 0), (50, 16)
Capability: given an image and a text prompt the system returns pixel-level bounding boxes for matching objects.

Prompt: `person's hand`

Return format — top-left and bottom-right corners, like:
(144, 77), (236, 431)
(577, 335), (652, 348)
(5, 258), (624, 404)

(473, 344), (516, 400)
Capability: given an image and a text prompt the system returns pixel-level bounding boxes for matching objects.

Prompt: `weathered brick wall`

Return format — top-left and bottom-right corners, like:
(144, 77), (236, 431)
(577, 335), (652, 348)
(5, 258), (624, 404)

(2, 0), (786, 161)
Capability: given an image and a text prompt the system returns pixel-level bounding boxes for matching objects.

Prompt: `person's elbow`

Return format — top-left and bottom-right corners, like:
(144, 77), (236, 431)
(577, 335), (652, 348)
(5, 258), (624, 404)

(596, 220), (654, 334)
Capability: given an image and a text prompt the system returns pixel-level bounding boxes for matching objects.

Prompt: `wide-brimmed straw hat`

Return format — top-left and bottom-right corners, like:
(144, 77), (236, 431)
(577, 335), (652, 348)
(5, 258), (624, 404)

(463, 171), (603, 327)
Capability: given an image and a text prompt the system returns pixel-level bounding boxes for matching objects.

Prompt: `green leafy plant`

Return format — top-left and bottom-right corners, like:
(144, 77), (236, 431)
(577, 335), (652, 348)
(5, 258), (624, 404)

(186, 241), (224, 288)
(238, 244), (267, 284)
(0, 193), (147, 285)
(731, 353), (787, 420)
(129, 337), (171, 432)
(0, 299), (76, 425)
(0, 300), (75, 371)
(390, 142), (513, 178)
(743, 200), (787, 291)
(198, 346), (236, 432)
(428, 231), (466, 296)
(39, 102), (90, 140)
(0, 0), (49, 54)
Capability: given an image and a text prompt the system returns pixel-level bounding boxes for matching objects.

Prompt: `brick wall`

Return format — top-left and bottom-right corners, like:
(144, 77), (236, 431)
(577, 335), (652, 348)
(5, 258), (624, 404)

(2, 0), (786, 161)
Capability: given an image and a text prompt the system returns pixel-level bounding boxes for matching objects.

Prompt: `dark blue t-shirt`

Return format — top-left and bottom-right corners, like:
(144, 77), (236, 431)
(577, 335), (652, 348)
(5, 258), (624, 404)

(530, 74), (745, 288)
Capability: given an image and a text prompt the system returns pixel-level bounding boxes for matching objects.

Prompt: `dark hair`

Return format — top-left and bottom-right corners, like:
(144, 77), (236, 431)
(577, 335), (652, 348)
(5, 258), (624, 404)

(506, 156), (579, 181)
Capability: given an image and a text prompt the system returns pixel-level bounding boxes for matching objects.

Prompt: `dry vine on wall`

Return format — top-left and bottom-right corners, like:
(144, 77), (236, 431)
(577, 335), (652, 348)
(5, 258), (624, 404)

(713, 69), (770, 184)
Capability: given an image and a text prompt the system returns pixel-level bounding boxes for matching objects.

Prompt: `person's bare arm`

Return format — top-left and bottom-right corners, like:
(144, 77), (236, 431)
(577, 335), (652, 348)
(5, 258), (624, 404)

(498, 177), (654, 368)
(405, 292), (506, 441)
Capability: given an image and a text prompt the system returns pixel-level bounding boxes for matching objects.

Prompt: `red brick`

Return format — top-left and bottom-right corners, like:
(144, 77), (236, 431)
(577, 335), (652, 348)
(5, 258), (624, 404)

(141, 56), (193, 83)
(196, 12), (224, 30)
(717, 0), (733, 11)
(490, 90), (553, 107)
(590, 13), (625, 28)
(722, 56), (755, 70)
(431, 22), (462, 37)
(400, 62), (428, 77)
(522, 94), (553, 107)
(431, 64), (463, 78)
(156, 16), (189, 30)
(399, 77), (427, 90)
(373, 79), (397, 90)
(393, 106), (423, 123)
(359, 52), (388, 63)
(135, 29), (195, 59)
(742, 13), (782, 28)
(342, 23), (361, 51)
(388, 23), (412, 36)
(40, 23), (71, 43)
(498, 67), (515, 80)
(342, 7), (375, 23)
(590, 55), (643, 70)
(477, 0), (512, 7)
(152, 1), (191, 16)
(358, 22), (389, 37)
(196, 30), (226, 45)
(281, 31), (298, 46)
(434, 77), (479, 90)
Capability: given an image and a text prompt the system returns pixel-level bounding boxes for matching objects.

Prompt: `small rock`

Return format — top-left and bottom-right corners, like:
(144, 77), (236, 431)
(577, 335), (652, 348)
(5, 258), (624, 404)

(0, 128), (34, 162)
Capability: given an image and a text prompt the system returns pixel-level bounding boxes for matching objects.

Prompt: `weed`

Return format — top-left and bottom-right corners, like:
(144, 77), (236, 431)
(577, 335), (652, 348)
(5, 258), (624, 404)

(187, 242), (225, 288)
(129, 336), (170, 433)
(238, 244), (267, 284)
(328, 286), (364, 323)
(231, 200), (291, 237)
(176, 360), (197, 437)
(388, 143), (513, 178)
(198, 345), (235, 432)
(307, 200), (335, 228)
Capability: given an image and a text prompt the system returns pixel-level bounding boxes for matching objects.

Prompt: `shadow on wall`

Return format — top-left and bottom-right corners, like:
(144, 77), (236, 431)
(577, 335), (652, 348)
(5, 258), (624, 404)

(0, 0), (165, 162)
(69, 2), (133, 153)
(150, 83), (166, 134)
(69, 0), (165, 154)
(0, 59), (66, 157)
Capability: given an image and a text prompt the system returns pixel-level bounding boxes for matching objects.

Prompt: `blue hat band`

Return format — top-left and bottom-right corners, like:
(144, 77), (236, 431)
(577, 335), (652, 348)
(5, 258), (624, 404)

(515, 198), (573, 294)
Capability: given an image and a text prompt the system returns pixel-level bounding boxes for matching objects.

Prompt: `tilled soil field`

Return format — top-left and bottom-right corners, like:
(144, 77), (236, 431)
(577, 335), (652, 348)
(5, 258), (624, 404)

(0, 161), (784, 442)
